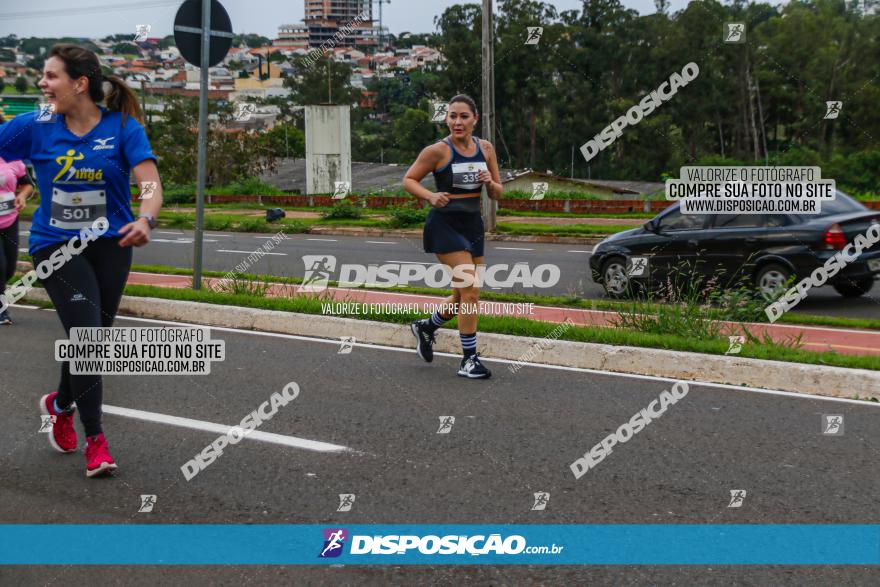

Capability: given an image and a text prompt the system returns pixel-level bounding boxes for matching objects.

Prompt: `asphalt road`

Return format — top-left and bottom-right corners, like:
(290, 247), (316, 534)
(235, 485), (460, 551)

(18, 224), (880, 320)
(1, 306), (878, 583)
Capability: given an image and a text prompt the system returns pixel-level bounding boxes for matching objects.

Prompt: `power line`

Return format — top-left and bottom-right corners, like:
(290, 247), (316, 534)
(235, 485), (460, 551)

(0, 0), (180, 20)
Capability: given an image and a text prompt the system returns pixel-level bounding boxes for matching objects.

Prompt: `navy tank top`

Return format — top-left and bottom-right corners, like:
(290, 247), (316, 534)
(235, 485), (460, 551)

(432, 136), (488, 214)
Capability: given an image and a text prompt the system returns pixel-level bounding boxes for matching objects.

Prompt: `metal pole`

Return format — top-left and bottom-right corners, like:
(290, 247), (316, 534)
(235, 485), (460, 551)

(481, 0), (496, 231)
(140, 80), (146, 125)
(193, 0), (211, 290)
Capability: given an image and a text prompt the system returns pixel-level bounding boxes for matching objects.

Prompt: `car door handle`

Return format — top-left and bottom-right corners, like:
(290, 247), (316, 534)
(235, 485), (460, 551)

(687, 239), (699, 247)
(744, 237), (757, 243)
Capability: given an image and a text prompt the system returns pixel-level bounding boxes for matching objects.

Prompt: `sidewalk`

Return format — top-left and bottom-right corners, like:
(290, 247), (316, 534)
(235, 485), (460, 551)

(126, 271), (880, 357)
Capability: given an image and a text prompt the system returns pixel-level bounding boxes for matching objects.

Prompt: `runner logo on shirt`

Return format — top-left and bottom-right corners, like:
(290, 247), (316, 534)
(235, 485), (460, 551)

(53, 150), (104, 183)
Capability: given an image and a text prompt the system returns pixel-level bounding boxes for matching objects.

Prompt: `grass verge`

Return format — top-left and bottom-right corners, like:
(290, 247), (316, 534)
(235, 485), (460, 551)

(13, 259), (880, 332)
(123, 264), (880, 332)
(98, 283), (878, 372)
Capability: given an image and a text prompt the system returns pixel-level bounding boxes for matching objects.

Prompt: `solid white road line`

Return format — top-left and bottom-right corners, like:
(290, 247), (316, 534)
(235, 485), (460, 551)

(366, 241), (396, 245)
(152, 238), (217, 244)
(217, 249), (287, 256)
(18, 248), (28, 253)
(156, 230), (184, 235)
(206, 234), (231, 237)
(99, 312), (880, 408)
(306, 238), (338, 242)
(495, 247), (534, 251)
(102, 404), (350, 453)
(567, 250), (593, 253)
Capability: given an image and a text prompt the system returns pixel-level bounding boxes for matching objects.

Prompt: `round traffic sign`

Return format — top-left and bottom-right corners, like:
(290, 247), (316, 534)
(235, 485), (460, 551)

(173, 0), (233, 68)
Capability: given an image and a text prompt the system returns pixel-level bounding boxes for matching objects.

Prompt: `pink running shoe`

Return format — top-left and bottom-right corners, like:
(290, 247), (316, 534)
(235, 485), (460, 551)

(39, 392), (77, 453)
(85, 433), (118, 478)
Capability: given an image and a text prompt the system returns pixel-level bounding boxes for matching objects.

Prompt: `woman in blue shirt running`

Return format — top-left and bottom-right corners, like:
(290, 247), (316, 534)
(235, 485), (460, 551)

(0, 44), (163, 477)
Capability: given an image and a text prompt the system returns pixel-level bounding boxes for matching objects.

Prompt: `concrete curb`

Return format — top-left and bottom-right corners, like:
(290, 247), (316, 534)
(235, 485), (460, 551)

(21, 289), (880, 401)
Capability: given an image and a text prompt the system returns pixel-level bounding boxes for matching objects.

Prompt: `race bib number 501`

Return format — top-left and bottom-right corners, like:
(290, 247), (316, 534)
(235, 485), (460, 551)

(50, 188), (107, 230)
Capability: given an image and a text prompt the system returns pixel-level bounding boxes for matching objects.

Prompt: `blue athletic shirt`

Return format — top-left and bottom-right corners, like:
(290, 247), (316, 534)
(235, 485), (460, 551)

(0, 107), (156, 254)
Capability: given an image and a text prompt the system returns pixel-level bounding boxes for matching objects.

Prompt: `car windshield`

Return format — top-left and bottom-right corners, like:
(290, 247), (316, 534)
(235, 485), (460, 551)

(815, 191), (867, 216)
(655, 207), (706, 231)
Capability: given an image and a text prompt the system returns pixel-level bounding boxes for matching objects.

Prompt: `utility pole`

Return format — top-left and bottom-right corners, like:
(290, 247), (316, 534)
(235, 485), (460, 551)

(481, 0), (496, 231)
(193, 0), (211, 290)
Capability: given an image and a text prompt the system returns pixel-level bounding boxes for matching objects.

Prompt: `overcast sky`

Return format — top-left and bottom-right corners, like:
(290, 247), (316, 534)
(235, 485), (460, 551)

(0, 0), (694, 39)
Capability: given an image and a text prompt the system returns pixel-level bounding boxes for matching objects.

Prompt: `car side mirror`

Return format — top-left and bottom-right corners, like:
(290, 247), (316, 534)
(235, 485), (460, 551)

(644, 219), (659, 233)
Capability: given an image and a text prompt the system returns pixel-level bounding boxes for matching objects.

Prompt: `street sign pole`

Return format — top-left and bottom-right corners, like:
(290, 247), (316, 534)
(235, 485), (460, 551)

(193, 0), (211, 290)
(175, 0), (232, 290)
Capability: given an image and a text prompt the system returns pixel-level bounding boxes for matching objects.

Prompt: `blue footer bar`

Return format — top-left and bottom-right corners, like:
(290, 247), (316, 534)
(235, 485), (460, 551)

(1, 525), (878, 565)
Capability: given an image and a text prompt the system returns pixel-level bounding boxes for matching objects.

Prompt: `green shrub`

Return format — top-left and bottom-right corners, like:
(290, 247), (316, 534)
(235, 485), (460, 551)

(388, 206), (428, 227)
(212, 177), (286, 196)
(611, 264), (800, 350)
(237, 218), (270, 232)
(321, 201), (364, 220)
(206, 274), (272, 297)
(153, 183), (196, 204)
(164, 192), (195, 204)
(280, 221), (310, 234)
(165, 215), (193, 228)
(204, 216), (231, 231)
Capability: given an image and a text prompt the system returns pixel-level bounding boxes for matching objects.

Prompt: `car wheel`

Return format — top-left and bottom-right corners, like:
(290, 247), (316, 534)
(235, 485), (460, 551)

(755, 263), (792, 301)
(832, 277), (874, 297)
(602, 257), (632, 298)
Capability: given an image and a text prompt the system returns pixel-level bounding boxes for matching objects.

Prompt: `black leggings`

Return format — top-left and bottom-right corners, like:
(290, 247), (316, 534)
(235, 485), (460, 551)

(0, 218), (19, 296)
(32, 237), (132, 437)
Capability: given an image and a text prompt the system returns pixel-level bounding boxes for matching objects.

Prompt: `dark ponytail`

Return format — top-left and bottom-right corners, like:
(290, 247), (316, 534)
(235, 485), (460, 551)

(104, 74), (143, 124)
(48, 43), (143, 125)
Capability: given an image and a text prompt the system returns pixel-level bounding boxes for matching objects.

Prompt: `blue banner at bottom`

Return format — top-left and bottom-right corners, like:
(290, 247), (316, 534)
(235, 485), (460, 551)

(1, 525), (878, 565)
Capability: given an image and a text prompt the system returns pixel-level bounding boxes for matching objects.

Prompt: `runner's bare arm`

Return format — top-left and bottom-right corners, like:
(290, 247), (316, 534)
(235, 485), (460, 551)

(14, 182), (33, 211)
(404, 144), (449, 207)
(119, 159), (162, 247)
(479, 140), (503, 200)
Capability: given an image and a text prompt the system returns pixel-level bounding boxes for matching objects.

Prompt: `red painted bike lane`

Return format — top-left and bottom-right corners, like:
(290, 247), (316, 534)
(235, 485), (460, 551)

(126, 271), (880, 358)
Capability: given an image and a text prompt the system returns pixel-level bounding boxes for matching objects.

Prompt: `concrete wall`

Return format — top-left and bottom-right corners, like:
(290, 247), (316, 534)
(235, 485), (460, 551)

(305, 105), (352, 195)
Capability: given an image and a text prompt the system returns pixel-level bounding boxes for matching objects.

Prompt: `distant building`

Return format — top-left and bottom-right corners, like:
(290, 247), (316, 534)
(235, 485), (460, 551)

(275, 0), (377, 51)
(276, 23), (309, 50)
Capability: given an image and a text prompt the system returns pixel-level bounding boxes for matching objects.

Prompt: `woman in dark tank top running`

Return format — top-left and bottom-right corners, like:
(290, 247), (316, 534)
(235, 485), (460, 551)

(403, 94), (503, 379)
